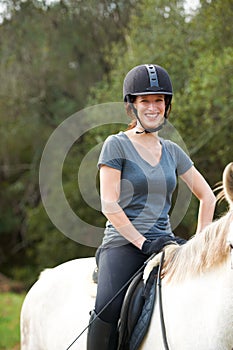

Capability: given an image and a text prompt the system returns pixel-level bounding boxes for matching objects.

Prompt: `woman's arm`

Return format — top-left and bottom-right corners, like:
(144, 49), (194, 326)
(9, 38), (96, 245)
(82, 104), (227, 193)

(99, 164), (146, 248)
(180, 166), (216, 234)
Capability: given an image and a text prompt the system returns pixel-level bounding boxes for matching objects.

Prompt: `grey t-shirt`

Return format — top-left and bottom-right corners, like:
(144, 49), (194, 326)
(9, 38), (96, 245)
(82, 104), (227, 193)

(98, 131), (193, 247)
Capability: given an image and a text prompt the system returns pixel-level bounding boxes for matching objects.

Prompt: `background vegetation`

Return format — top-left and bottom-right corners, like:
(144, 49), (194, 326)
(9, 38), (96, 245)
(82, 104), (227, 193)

(0, 0), (232, 291)
(0, 292), (24, 349)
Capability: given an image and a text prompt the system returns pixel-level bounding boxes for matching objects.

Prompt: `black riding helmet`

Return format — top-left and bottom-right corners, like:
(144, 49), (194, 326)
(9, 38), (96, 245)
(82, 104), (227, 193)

(123, 64), (173, 133)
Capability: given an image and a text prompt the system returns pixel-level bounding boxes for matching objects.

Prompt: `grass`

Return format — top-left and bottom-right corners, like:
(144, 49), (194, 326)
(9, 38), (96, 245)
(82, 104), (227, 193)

(0, 292), (25, 350)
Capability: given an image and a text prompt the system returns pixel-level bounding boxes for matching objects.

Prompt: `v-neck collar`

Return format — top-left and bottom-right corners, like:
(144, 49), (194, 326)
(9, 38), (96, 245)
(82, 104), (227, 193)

(120, 131), (164, 168)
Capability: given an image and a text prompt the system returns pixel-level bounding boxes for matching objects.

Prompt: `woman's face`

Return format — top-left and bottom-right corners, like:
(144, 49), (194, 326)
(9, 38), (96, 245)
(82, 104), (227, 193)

(133, 94), (166, 130)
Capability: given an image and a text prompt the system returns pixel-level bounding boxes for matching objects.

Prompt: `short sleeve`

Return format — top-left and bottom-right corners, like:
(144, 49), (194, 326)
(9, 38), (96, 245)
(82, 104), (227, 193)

(163, 140), (193, 175)
(97, 134), (125, 170)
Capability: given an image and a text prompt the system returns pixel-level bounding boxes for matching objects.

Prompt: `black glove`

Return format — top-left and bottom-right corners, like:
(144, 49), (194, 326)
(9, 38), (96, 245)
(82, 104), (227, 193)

(174, 237), (187, 245)
(141, 237), (176, 256)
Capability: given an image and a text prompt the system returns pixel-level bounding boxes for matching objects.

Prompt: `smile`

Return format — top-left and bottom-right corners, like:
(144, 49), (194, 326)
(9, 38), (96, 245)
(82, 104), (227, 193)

(145, 113), (161, 119)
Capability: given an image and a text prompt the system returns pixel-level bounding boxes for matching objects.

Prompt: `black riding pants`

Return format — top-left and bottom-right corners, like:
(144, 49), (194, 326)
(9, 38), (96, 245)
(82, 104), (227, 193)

(94, 243), (147, 324)
(94, 234), (187, 324)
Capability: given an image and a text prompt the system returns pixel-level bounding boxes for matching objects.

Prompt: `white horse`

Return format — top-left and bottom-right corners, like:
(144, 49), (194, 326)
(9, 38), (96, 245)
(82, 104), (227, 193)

(20, 163), (233, 350)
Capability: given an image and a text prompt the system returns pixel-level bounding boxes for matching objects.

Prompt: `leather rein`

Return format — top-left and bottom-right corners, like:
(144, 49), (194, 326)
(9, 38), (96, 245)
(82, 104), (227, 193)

(157, 250), (170, 350)
(157, 242), (233, 350)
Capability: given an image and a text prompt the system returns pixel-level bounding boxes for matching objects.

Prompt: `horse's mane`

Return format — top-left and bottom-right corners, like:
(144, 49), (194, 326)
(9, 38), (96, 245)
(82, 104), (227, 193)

(163, 162), (233, 283)
(163, 211), (233, 283)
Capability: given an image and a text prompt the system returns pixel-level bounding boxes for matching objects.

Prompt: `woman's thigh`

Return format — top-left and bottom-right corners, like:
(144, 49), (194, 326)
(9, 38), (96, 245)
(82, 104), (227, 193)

(95, 244), (146, 323)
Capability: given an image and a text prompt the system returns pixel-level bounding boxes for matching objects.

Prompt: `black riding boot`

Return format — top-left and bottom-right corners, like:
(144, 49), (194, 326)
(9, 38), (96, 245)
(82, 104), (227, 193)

(87, 310), (118, 350)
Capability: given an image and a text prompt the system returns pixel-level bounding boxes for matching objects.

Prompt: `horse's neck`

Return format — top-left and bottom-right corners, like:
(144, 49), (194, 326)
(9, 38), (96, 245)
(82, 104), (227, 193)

(164, 256), (233, 298)
(140, 257), (233, 350)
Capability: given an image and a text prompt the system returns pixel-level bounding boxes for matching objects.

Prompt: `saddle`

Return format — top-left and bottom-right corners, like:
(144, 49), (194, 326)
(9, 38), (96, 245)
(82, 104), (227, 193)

(93, 246), (178, 349)
(117, 265), (158, 350)
(92, 254), (161, 350)
(92, 265), (158, 350)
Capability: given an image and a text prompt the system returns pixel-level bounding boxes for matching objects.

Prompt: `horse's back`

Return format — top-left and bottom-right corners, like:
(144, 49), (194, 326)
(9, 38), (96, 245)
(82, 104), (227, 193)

(20, 257), (96, 350)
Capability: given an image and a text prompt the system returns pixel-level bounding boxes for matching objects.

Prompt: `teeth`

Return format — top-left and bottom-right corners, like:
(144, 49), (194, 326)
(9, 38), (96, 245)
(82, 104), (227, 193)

(146, 114), (159, 118)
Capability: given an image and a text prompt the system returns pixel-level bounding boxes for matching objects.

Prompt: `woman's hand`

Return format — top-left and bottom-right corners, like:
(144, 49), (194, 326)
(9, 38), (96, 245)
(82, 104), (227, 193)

(141, 237), (177, 256)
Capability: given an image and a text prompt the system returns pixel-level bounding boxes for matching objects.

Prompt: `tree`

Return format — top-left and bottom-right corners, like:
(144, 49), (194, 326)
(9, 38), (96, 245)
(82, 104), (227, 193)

(1, 0), (232, 284)
(0, 0), (139, 283)
(89, 0), (233, 234)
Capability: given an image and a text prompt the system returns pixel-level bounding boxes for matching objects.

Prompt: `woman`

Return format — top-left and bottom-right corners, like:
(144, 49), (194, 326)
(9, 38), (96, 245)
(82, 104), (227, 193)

(87, 64), (216, 350)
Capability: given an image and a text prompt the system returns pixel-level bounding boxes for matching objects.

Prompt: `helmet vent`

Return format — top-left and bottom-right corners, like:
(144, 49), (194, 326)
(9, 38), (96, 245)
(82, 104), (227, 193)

(145, 64), (159, 88)
(123, 63), (173, 101)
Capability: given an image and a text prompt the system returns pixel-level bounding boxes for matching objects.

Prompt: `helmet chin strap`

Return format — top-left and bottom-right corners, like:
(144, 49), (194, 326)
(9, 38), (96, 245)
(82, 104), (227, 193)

(135, 118), (167, 134)
(130, 102), (167, 134)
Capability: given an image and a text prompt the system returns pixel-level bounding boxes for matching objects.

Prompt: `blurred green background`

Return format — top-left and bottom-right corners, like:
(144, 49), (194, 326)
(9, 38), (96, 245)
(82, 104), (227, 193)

(0, 1), (232, 347)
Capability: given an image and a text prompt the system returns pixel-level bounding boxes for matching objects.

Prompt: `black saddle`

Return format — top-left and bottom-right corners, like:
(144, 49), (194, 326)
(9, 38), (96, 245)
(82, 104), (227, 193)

(92, 261), (159, 350)
(117, 266), (158, 350)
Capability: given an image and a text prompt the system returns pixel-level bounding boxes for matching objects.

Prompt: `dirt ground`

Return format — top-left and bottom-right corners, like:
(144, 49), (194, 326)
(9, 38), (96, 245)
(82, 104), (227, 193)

(0, 273), (24, 293)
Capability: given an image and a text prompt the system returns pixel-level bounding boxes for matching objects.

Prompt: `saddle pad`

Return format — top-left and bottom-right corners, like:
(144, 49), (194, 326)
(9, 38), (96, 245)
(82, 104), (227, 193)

(130, 274), (156, 350)
(117, 271), (144, 349)
(117, 266), (158, 350)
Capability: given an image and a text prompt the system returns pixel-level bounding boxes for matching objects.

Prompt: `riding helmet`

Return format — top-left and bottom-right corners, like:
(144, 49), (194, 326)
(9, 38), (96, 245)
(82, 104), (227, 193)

(123, 64), (173, 115)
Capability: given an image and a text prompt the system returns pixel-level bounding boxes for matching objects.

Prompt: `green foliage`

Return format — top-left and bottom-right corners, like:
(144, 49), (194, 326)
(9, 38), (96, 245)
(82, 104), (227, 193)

(0, 0), (139, 285)
(89, 0), (233, 235)
(0, 292), (25, 350)
(0, 0), (232, 285)
(88, 0), (194, 104)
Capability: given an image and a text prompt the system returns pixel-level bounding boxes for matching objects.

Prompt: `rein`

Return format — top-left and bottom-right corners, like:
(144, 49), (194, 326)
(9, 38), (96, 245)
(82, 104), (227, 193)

(156, 241), (233, 350)
(230, 243), (233, 269)
(66, 243), (233, 350)
(65, 253), (157, 350)
(157, 250), (170, 350)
